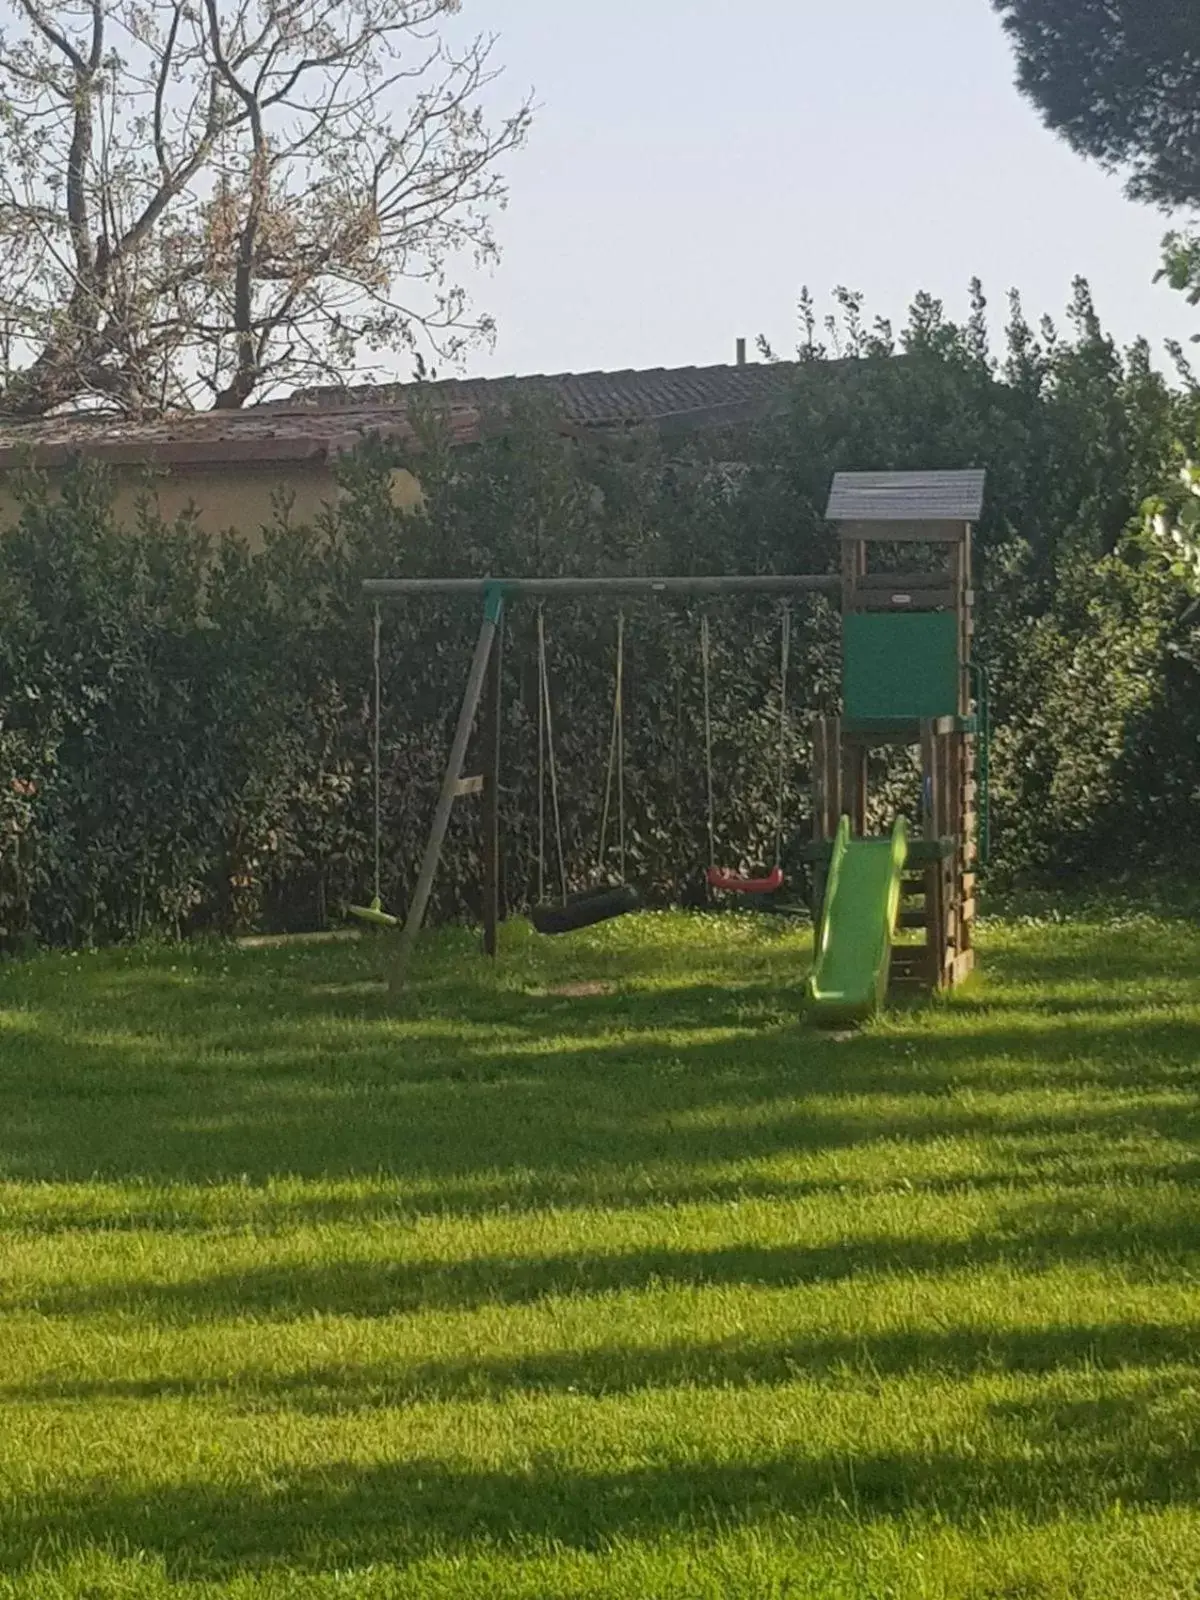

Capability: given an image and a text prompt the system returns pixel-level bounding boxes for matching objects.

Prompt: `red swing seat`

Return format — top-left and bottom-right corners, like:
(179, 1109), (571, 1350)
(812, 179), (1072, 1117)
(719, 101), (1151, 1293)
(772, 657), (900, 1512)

(706, 865), (784, 895)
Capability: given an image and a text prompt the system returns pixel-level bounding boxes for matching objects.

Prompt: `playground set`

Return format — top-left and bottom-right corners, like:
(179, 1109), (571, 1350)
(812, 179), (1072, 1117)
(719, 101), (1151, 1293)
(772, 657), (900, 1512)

(359, 469), (987, 1022)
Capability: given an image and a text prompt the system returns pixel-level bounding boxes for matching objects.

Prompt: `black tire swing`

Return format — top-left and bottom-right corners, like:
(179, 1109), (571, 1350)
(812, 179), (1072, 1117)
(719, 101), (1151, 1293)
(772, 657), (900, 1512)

(530, 607), (641, 936)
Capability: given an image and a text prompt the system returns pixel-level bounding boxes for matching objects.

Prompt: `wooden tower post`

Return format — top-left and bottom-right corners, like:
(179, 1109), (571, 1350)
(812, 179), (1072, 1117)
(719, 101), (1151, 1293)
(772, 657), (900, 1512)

(810, 469), (986, 996)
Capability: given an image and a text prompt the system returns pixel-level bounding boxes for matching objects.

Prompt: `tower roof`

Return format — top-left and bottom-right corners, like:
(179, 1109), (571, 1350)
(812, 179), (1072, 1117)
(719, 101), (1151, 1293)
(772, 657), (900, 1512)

(826, 470), (986, 524)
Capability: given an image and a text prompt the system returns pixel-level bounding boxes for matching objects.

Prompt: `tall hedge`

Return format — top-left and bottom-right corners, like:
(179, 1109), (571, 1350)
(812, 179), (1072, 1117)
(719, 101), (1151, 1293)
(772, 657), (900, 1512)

(1, 283), (1197, 947)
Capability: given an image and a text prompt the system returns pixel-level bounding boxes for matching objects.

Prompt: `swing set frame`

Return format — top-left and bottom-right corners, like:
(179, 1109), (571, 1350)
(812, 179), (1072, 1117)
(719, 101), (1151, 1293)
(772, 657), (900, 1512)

(362, 572), (841, 992)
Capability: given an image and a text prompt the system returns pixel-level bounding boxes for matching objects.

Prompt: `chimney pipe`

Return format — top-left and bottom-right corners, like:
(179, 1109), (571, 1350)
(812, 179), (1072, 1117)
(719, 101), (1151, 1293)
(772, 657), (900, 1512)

(736, 337), (747, 366)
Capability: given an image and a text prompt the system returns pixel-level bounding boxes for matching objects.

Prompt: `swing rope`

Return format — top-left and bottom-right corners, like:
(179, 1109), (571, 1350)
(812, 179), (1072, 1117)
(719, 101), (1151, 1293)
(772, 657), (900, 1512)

(701, 606), (791, 895)
(596, 611), (626, 882)
(701, 614), (716, 870)
(536, 605), (568, 905)
(530, 605), (640, 937)
(774, 606), (792, 870)
(347, 604), (400, 927)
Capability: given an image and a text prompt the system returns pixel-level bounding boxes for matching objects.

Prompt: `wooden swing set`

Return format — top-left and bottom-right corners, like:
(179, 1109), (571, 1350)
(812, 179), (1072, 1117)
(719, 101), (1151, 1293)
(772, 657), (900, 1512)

(358, 574), (840, 991)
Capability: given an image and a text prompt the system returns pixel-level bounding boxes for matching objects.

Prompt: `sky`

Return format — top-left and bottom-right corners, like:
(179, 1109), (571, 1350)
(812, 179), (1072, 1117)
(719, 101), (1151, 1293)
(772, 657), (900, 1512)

(442, 0), (1195, 379)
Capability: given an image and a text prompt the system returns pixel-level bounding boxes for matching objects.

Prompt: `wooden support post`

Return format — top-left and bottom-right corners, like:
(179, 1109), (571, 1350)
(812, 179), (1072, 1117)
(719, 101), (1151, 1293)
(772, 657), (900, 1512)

(481, 617), (504, 959)
(841, 743), (868, 836)
(389, 586), (505, 993)
(810, 716), (842, 919)
(811, 716), (842, 841)
(920, 720), (947, 988)
(841, 537), (866, 612)
(827, 717), (843, 835)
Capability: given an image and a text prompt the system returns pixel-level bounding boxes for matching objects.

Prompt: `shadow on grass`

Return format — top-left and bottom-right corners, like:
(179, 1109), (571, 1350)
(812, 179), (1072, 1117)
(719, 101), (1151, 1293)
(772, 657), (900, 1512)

(2, 914), (1199, 1202)
(3, 1001), (1200, 1192)
(3, 1383), (1199, 1580)
(7, 1320), (1200, 1411)
(14, 1189), (1200, 1321)
(13, 1148), (1199, 1237)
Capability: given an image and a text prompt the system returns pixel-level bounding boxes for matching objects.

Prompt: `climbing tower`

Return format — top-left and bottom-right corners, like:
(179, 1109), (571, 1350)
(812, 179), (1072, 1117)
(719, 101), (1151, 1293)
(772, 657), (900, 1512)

(811, 470), (986, 995)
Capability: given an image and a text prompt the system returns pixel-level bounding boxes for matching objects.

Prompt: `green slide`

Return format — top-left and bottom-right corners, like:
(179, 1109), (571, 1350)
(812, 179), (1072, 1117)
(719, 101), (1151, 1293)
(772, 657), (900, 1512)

(807, 815), (909, 1026)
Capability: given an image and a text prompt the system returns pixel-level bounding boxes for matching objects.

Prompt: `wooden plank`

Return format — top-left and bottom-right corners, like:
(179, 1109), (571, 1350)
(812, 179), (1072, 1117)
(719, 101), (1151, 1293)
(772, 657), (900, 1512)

(841, 538), (865, 611)
(454, 774), (485, 798)
(856, 572), (952, 591)
(839, 520), (971, 543)
(853, 589), (960, 612)
(841, 721), (923, 746)
(891, 951), (935, 986)
(811, 716), (843, 843)
(812, 713), (832, 838)
(951, 949), (976, 986)
(827, 716), (843, 836)
(841, 743), (867, 837)
(890, 954), (931, 977)
(891, 937), (932, 960)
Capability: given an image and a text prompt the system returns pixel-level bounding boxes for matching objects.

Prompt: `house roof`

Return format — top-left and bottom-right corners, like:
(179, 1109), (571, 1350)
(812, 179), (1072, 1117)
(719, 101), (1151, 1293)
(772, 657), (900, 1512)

(0, 361), (802, 472)
(277, 361), (803, 430)
(0, 400), (483, 472)
(825, 470), (987, 524)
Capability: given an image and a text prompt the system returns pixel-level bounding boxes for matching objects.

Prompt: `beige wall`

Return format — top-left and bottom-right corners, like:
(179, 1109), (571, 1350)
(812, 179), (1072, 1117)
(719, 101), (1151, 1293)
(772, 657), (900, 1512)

(0, 461), (423, 549)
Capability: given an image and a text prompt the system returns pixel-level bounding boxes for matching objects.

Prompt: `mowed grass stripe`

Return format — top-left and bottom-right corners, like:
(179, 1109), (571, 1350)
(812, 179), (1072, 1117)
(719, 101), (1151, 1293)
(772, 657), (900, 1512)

(1, 911), (1199, 1597)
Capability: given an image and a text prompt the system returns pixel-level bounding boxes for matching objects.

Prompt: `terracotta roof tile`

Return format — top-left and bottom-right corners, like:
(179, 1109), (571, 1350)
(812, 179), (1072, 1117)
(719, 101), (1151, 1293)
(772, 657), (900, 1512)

(0, 401), (483, 471)
(276, 361), (803, 427)
(0, 361), (800, 471)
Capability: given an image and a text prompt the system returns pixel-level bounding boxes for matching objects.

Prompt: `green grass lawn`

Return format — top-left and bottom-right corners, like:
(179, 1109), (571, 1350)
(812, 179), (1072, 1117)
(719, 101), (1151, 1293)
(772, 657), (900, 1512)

(1, 910), (1199, 1598)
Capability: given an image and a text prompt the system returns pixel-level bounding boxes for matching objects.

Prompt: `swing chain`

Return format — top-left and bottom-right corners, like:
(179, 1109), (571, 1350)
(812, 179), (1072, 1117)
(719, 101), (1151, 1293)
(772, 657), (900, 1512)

(597, 610), (626, 882)
(536, 605), (569, 905)
(775, 606), (791, 870)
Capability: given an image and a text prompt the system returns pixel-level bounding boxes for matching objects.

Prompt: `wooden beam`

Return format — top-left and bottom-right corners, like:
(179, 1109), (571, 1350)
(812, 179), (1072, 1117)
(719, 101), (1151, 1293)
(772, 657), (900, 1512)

(838, 520), (971, 543)
(856, 572), (952, 591)
(853, 589), (960, 612)
(388, 591), (504, 992)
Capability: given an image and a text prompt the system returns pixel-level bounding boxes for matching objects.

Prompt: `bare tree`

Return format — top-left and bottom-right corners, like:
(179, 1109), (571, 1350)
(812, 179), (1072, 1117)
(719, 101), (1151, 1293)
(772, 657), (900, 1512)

(0, 0), (531, 416)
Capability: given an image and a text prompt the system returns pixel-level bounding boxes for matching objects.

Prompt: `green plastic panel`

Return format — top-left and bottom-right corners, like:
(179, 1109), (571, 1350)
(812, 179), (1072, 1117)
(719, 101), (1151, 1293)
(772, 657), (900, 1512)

(843, 612), (959, 721)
